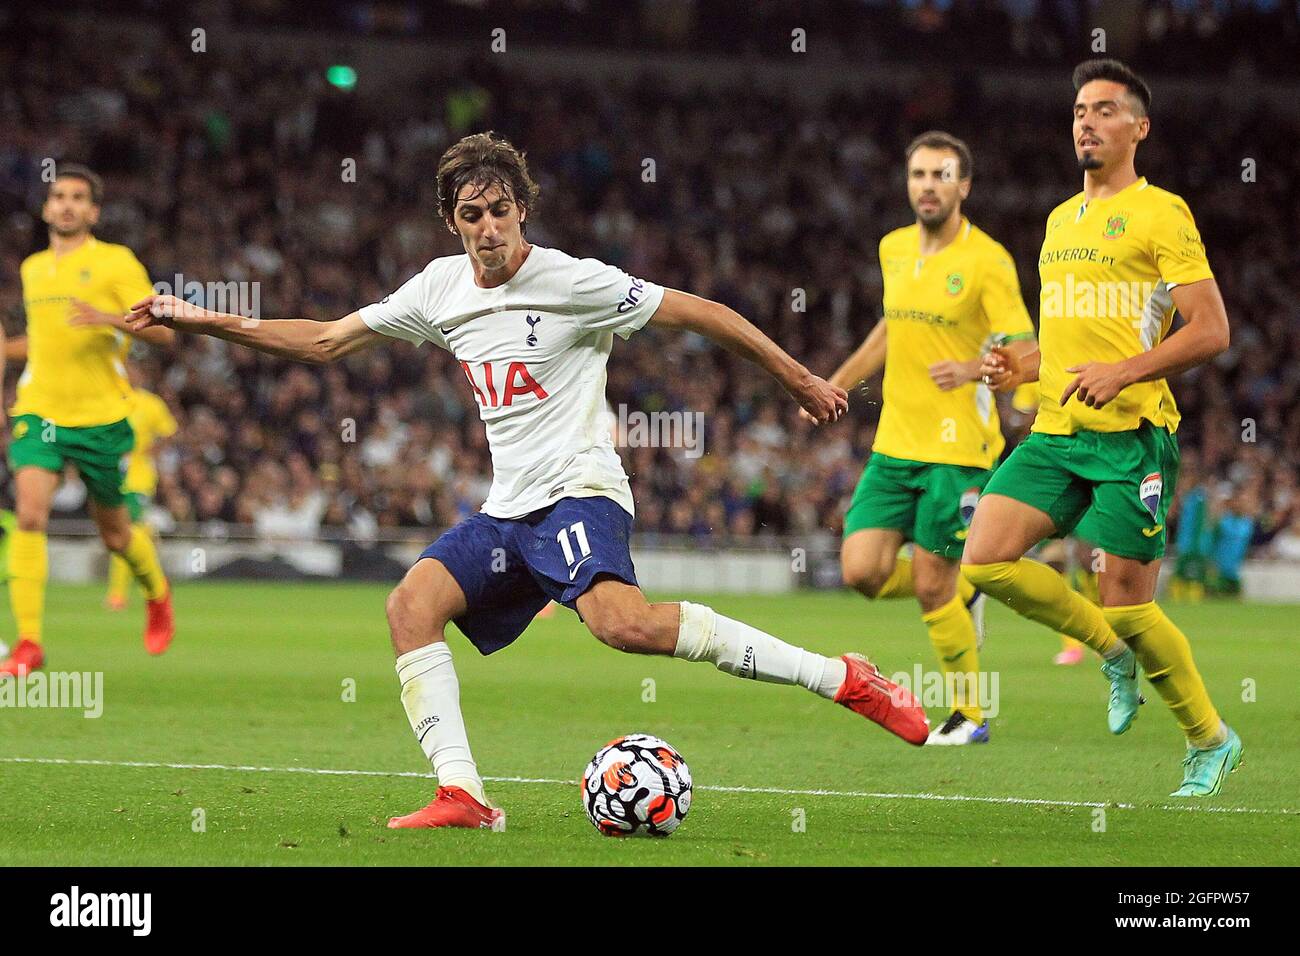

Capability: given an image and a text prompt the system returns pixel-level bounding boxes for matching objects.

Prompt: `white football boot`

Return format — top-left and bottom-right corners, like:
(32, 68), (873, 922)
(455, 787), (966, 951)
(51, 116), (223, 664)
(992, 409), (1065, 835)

(925, 711), (990, 746)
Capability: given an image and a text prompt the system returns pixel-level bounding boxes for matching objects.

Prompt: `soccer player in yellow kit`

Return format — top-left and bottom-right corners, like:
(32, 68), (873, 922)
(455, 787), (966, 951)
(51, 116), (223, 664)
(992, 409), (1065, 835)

(106, 373), (178, 610)
(821, 133), (1037, 744)
(0, 165), (176, 677)
(971, 60), (1241, 797)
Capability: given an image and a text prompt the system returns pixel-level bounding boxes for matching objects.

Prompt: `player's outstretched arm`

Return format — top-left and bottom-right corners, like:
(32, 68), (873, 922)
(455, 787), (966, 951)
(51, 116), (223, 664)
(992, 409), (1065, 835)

(127, 294), (384, 365)
(648, 288), (847, 423)
(1060, 278), (1229, 408)
(828, 319), (887, 392)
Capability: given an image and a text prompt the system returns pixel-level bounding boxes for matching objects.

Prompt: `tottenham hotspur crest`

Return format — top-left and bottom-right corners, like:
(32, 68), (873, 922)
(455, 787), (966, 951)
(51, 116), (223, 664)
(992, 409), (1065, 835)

(525, 313), (542, 346)
(1139, 472), (1162, 519)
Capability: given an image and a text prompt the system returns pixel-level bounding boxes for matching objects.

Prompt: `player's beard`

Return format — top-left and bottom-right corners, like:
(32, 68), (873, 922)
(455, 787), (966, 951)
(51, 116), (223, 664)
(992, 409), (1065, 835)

(49, 220), (90, 238)
(916, 202), (954, 229)
(1077, 152), (1104, 171)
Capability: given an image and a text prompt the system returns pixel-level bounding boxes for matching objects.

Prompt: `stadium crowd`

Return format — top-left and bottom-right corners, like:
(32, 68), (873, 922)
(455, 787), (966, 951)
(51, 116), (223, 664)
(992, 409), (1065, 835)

(2, 9), (1298, 570)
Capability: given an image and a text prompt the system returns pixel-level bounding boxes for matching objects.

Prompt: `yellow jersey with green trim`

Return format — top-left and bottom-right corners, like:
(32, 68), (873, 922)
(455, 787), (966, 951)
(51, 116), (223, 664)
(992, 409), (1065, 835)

(873, 219), (1035, 470)
(13, 237), (154, 427)
(1034, 177), (1213, 435)
(124, 388), (178, 496)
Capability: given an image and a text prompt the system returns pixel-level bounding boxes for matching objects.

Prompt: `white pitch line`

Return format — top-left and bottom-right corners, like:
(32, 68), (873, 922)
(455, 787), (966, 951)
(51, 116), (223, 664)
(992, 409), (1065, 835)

(1, 755), (1290, 816)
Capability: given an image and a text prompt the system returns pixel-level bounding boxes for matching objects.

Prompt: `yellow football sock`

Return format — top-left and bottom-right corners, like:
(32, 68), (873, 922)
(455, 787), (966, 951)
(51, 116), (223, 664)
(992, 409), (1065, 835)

(1103, 603), (1223, 747)
(120, 525), (168, 601)
(8, 529), (48, 642)
(876, 554), (914, 599)
(956, 571), (976, 606)
(874, 553), (977, 605)
(1056, 570), (1098, 649)
(922, 593), (982, 722)
(107, 552), (132, 602)
(963, 559), (1121, 656)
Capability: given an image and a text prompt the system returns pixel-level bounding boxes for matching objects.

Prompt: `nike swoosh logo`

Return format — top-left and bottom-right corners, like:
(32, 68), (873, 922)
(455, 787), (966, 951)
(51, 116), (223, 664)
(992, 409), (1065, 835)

(568, 555), (592, 581)
(1141, 525), (1163, 537)
(943, 651), (967, 663)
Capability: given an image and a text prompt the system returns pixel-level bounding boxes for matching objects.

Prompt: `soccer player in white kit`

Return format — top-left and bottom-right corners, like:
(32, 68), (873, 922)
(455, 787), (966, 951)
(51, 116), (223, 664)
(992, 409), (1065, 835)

(129, 133), (929, 829)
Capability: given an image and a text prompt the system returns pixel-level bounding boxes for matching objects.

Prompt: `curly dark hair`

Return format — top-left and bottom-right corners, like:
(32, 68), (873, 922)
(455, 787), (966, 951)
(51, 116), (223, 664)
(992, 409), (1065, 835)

(436, 131), (540, 231)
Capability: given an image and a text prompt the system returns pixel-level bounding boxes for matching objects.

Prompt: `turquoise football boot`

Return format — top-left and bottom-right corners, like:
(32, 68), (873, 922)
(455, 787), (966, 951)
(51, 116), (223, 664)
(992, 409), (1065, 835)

(1170, 727), (1244, 797)
(1100, 644), (1143, 734)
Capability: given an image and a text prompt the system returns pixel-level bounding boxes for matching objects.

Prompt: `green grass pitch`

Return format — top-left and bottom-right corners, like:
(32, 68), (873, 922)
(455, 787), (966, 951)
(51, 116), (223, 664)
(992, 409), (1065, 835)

(0, 583), (1294, 866)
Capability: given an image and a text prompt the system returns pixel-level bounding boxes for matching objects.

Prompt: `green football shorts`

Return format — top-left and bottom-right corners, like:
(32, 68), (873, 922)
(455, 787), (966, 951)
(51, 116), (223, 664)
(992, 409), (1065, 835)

(982, 422), (1179, 561)
(843, 453), (992, 560)
(8, 414), (134, 508)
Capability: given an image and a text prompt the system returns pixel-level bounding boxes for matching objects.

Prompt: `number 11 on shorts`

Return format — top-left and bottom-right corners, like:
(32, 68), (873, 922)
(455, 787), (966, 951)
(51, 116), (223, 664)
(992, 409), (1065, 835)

(557, 521), (592, 576)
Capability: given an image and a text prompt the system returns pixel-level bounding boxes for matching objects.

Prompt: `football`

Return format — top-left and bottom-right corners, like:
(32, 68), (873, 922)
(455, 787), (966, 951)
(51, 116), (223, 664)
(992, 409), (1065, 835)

(580, 734), (692, 837)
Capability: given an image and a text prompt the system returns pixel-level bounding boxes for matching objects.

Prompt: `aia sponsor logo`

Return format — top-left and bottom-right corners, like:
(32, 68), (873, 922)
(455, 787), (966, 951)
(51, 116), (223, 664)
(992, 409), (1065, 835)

(459, 361), (549, 408)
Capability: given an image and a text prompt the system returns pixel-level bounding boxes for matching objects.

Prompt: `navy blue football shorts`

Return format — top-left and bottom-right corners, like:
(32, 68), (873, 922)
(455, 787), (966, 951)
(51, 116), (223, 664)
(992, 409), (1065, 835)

(417, 495), (639, 655)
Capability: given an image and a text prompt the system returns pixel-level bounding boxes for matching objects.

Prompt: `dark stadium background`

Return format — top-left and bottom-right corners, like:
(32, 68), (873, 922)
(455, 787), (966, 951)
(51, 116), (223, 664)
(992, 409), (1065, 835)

(1, 0), (1297, 587)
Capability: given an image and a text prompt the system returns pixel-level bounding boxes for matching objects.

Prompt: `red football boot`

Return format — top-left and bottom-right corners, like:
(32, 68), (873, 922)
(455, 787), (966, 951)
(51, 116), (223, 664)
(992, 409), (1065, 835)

(144, 589), (175, 655)
(0, 639), (45, 678)
(387, 786), (506, 830)
(834, 653), (930, 746)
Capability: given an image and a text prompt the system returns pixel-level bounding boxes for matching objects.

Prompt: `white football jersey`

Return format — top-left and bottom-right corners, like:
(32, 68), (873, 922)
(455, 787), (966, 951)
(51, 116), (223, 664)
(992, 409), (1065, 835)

(359, 245), (664, 519)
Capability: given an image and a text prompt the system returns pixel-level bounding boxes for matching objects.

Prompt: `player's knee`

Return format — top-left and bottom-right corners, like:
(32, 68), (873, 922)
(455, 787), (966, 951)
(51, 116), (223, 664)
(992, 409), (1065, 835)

(100, 526), (131, 553)
(15, 504), (49, 533)
(842, 560), (888, 599)
(913, 576), (952, 611)
(385, 582), (425, 637)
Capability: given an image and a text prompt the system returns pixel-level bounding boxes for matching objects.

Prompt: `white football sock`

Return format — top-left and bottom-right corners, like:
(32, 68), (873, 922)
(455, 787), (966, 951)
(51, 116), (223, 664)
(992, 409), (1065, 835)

(673, 602), (845, 699)
(395, 642), (486, 804)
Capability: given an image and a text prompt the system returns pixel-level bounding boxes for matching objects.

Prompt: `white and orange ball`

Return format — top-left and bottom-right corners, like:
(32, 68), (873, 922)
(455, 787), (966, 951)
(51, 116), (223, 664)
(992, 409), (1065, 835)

(580, 733), (692, 837)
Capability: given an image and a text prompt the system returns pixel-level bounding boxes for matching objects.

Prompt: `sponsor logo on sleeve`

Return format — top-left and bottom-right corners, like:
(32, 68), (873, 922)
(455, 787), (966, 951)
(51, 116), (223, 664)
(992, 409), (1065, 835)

(616, 277), (645, 314)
